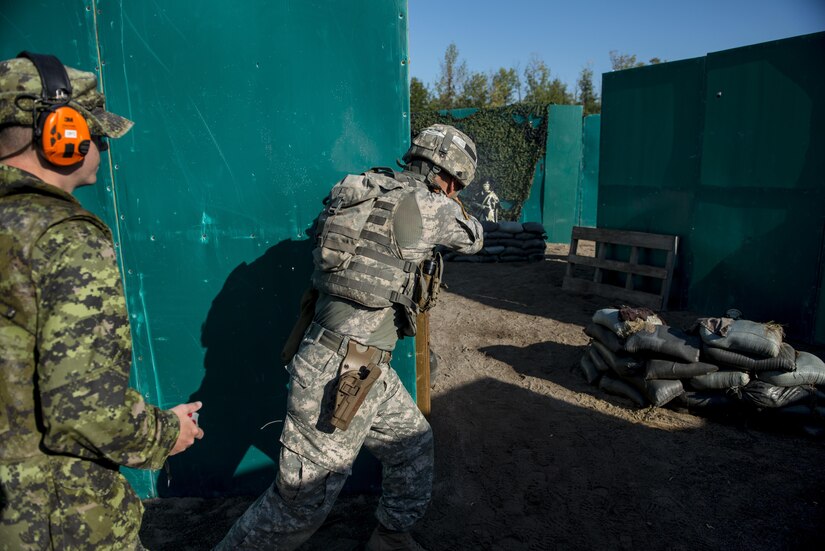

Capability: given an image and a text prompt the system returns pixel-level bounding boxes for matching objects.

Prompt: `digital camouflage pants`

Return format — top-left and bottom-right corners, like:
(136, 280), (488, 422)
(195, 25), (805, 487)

(215, 334), (433, 550)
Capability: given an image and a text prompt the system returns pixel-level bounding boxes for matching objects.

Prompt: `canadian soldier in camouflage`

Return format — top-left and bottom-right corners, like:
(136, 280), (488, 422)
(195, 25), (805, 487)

(216, 124), (483, 550)
(0, 53), (203, 550)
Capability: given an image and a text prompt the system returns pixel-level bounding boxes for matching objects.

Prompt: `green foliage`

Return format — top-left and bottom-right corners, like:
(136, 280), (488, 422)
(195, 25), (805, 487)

(576, 67), (601, 115)
(433, 43), (468, 110)
(523, 55), (573, 105)
(411, 103), (548, 221)
(609, 50), (646, 71)
(490, 67), (520, 107)
(459, 72), (490, 108)
(410, 77), (431, 113)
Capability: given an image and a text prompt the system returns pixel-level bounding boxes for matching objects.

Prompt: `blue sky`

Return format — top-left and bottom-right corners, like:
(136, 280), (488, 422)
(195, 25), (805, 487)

(408, 0), (825, 96)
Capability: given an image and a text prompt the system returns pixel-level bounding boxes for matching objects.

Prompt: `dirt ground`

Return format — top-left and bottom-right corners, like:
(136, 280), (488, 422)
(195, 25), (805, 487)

(141, 243), (825, 550)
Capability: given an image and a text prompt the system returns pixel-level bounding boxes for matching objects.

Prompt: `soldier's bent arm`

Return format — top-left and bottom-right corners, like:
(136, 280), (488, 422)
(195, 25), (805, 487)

(415, 190), (483, 255)
(31, 220), (179, 469)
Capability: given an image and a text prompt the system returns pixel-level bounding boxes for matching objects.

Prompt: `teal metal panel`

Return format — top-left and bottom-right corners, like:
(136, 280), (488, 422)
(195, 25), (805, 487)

(2, 0), (413, 497)
(689, 33), (825, 339)
(598, 57), (706, 234)
(519, 158), (544, 223)
(542, 105), (583, 243)
(577, 114), (600, 227)
(598, 57), (706, 307)
(597, 32), (824, 330)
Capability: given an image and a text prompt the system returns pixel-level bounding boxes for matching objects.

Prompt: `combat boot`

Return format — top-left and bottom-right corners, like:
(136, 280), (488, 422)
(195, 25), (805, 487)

(365, 524), (427, 551)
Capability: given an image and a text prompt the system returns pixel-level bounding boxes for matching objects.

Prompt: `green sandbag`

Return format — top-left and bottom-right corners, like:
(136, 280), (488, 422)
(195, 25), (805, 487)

(702, 342), (796, 373)
(645, 359), (718, 380)
(688, 370), (750, 390)
(598, 374), (647, 407)
(625, 325), (701, 363)
(700, 319), (783, 358)
(624, 376), (684, 407)
(579, 352), (601, 385)
(584, 323), (624, 354)
(758, 351), (825, 387)
(677, 391), (740, 411)
(588, 347), (610, 373)
(591, 340), (643, 377)
(740, 380), (813, 408)
(593, 308), (663, 338)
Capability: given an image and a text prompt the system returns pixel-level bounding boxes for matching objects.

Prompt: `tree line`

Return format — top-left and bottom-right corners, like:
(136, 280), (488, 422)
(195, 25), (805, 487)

(410, 44), (663, 116)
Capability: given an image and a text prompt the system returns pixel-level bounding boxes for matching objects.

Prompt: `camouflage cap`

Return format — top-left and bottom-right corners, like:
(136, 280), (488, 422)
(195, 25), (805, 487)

(403, 124), (477, 188)
(0, 56), (133, 138)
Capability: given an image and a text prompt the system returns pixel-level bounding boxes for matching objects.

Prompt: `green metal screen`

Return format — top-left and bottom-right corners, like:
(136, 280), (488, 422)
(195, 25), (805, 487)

(2, 0), (413, 498)
(599, 32), (825, 343)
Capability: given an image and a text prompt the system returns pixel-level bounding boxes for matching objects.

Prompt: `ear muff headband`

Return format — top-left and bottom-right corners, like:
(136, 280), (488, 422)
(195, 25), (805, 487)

(17, 51), (92, 166)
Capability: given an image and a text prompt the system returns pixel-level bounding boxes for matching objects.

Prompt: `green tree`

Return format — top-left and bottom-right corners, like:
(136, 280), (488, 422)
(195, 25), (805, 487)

(433, 43), (468, 110)
(576, 66), (601, 115)
(490, 67), (519, 107)
(458, 71), (490, 108)
(523, 55), (573, 105)
(410, 77), (431, 113)
(609, 50), (645, 71)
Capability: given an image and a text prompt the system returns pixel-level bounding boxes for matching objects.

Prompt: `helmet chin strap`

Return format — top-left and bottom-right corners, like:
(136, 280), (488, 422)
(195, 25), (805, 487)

(425, 164), (441, 189)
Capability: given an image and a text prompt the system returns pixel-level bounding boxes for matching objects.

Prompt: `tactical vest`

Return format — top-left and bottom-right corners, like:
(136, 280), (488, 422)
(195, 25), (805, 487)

(310, 168), (441, 336)
(0, 167), (110, 457)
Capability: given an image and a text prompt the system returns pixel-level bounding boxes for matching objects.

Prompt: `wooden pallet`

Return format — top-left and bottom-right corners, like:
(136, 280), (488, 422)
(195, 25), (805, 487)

(563, 226), (679, 311)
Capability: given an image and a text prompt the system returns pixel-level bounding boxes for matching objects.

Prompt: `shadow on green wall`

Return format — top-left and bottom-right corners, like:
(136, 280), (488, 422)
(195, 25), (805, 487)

(159, 238), (312, 496)
(158, 236), (382, 497)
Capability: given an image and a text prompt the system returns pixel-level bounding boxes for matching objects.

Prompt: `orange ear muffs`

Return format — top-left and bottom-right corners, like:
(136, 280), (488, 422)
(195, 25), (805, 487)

(37, 104), (92, 166)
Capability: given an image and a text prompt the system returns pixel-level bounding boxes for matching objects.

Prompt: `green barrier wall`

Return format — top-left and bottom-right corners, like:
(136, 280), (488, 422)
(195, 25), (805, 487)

(522, 107), (598, 236)
(1, 0), (413, 498)
(599, 32), (825, 343)
(578, 114), (601, 228)
(542, 105), (584, 242)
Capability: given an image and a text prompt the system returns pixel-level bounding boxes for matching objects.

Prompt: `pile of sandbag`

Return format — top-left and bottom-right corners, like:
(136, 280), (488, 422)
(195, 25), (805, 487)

(579, 307), (825, 430)
(444, 221), (546, 263)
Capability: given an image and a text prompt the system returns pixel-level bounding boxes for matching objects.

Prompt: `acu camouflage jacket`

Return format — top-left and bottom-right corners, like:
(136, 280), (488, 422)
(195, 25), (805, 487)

(0, 165), (179, 550)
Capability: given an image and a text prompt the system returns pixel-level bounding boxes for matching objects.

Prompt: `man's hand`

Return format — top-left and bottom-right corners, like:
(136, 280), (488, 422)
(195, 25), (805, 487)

(169, 401), (205, 456)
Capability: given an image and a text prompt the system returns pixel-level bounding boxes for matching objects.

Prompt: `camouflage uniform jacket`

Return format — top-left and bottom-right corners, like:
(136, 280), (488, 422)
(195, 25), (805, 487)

(0, 165), (179, 550)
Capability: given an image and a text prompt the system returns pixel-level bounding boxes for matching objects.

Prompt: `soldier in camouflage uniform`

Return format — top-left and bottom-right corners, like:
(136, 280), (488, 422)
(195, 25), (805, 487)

(216, 124), (483, 551)
(0, 53), (204, 550)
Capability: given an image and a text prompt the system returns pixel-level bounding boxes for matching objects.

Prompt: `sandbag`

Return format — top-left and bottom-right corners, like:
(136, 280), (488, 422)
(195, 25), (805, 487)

(624, 376), (684, 407)
(587, 346), (610, 372)
(583, 323), (624, 354)
(757, 351), (825, 387)
(699, 319), (783, 358)
(688, 370), (750, 391)
(522, 239), (547, 250)
(740, 380), (813, 409)
(522, 222), (546, 234)
(645, 359), (718, 380)
(592, 308), (663, 338)
(579, 353), (601, 385)
(701, 342), (796, 373)
(483, 245), (506, 255)
(480, 221), (499, 233)
(483, 231), (512, 240)
(591, 341), (643, 377)
(598, 374), (647, 407)
(624, 325), (701, 363)
(497, 221), (524, 234)
(677, 391), (740, 411)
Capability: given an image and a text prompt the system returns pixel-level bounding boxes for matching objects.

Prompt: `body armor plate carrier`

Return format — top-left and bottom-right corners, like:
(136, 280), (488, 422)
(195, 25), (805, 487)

(310, 168), (441, 336)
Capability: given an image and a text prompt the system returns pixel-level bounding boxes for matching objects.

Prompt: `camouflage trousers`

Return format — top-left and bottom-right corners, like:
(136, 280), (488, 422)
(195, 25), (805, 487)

(215, 331), (434, 550)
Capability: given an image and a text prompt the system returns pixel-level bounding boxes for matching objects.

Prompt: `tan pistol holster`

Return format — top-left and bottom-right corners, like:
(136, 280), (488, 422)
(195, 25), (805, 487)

(331, 340), (387, 431)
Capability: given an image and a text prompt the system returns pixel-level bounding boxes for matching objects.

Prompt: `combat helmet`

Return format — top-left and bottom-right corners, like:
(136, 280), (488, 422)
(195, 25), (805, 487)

(403, 124), (477, 188)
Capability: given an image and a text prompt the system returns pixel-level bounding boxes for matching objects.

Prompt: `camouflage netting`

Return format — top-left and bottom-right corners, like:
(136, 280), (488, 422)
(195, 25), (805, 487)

(411, 104), (547, 222)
